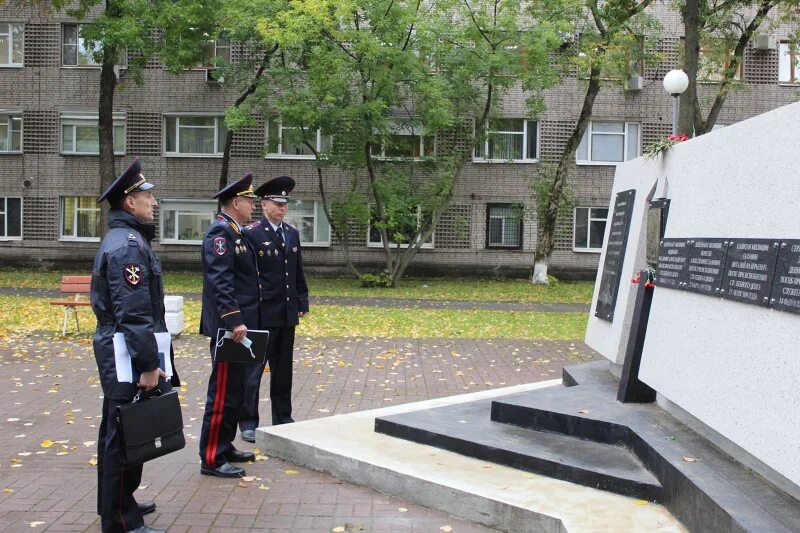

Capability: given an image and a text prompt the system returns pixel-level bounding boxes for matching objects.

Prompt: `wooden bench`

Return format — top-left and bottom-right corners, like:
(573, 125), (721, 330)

(50, 275), (92, 335)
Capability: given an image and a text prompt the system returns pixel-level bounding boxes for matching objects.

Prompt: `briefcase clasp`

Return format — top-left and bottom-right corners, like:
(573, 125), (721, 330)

(154, 437), (162, 449)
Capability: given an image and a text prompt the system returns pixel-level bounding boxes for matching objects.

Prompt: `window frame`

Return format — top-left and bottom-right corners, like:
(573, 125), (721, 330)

(61, 23), (101, 68)
(0, 22), (24, 67)
(284, 199), (332, 247)
(159, 199), (218, 245)
(163, 113), (227, 158)
(576, 121), (640, 166)
(367, 205), (435, 249)
(199, 37), (231, 67)
(485, 203), (523, 250)
(473, 119), (539, 163)
(265, 118), (330, 159)
(573, 206), (609, 253)
(60, 111), (126, 156)
(778, 41), (800, 85)
(0, 110), (23, 153)
(698, 44), (743, 83)
(0, 196), (22, 240)
(59, 196), (101, 242)
(370, 119), (436, 160)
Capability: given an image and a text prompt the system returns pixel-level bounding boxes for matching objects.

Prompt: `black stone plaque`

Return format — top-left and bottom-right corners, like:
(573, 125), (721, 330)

(684, 239), (728, 296)
(769, 240), (800, 314)
(595, 189), (636, 322)
(720, 239), (779, 306)
(655, 238), (689, 289)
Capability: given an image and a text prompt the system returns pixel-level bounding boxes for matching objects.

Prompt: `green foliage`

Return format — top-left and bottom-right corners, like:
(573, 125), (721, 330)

(531, 165), (574, 229)
(358, 272), (393, 288)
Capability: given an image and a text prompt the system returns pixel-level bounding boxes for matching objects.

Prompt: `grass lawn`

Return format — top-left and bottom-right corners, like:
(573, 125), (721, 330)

(0, 296), (587, 340)
(0, 269), (594, 304)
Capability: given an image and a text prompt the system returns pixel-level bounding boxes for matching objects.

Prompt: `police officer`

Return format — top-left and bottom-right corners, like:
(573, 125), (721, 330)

(239, 176), (309, 441)
(198, 172), (259, 477)
(92, 158), (176, 533)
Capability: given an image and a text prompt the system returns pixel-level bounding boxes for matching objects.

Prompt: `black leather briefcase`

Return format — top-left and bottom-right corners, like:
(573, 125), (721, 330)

(115, 388), (185, 465)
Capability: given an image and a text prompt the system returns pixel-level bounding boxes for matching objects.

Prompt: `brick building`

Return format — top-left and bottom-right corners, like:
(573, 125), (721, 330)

(1, 4), (798, 277)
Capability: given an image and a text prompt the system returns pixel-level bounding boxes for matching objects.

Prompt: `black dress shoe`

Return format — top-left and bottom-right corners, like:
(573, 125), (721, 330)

(126, 526), (165, 533)
(274, 416), (295, 425)
(240, 429), (256, 443)
(224, 447), (255, 463)
(137, 501), (156, 515)
(200, 462), (245, 478)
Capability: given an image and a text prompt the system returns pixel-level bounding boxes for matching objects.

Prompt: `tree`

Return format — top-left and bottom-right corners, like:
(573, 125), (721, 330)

(258, 0), (565, 285)
(530, 0), (660, 283)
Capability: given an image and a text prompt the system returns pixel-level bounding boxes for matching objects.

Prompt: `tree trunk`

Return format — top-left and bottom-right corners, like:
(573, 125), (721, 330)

(98, 48), (117, 236)
(679, 0), (701, 137)
(315, 164), (361, 278)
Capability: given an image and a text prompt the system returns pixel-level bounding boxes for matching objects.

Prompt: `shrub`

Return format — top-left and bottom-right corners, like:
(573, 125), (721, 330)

(359, 272), (393, 288)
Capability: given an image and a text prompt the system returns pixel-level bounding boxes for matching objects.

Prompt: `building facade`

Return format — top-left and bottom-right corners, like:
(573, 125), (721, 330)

(1, 4), (798, 277)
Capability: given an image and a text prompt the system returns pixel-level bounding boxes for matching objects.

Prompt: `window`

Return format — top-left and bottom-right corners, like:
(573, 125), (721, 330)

(160, 199), (216, 244)
(576, 121), (640, 164)
(61, 112), (125, 155)
(779, 42), (800, 84)
(266, 119), (330, 158)
(0, 23), (24, 66)
(0, 197), (22, 239)
(698, 43), (742, 82)
(474, 119), (538, 162)
(368, 206), (434, 249)
(0, 113), (22, 152)
(62, 24), (101, 67)
(60, 196), (100, 240)
(164, 115), (227, 156)
(574, 207), (608, 252)
(486, 204), (522, 249)
(370, 120), (434, 159)
(201, 37), (231, 65)
(285, 199), (331, 246)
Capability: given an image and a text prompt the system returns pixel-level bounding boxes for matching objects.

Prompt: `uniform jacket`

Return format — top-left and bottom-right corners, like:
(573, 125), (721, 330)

(91, 209), (173, 400)
(200, 211), (260, 337)
(244, 217), (309, 327)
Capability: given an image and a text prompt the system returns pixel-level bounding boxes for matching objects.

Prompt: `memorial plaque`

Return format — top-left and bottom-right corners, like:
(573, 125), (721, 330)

(595, 189), (636, 322)
(684, 239), (728, 296)
(720, 239), (779, 306)
(770, 240), (800, 315)
(655, 238), (689, 289)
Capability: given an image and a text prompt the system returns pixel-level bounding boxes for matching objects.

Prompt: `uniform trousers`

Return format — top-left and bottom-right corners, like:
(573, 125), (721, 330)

(240, 326), (296, 429)
(199, 340), (247, 467)
(97, 396), (144, 533)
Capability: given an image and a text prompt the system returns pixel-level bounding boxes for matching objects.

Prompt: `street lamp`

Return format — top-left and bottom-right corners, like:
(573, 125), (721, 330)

(663, 69), (689, 135)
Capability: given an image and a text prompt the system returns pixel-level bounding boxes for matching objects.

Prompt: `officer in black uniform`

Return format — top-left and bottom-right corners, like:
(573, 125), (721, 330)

(91, 158), (177, 533)
(198, 172), (259, 477)
(239, 176), (309, 441)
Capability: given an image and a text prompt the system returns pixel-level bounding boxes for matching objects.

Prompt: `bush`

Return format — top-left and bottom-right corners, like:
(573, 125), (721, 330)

(359, 272), (393, 288)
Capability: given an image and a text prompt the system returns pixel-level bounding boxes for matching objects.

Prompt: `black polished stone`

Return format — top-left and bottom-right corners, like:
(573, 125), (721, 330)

(770, 240), (800, 314)
(617, 272), (657, 404)
(684, 238), (728, 296)
(720, 239), (779, 306)
(656, 238), (689, 289)
(595, 189), (636, 322)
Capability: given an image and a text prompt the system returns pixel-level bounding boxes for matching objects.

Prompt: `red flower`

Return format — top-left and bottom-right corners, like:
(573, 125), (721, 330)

(632, 276), (641, 284)
(667, 135), (689, 142)
(644, 282), (655, 288)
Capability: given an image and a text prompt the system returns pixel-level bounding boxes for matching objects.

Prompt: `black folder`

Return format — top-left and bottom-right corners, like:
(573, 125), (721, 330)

(214, 328), (269, 364)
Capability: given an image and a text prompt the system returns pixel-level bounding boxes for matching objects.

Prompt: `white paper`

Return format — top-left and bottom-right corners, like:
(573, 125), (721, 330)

(113, 331), (173, 383)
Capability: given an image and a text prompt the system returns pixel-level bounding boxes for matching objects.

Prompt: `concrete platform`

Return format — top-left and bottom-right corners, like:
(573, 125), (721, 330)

(257, 381), (685, 533)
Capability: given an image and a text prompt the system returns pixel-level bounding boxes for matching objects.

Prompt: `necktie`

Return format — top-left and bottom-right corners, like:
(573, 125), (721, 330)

(276, 225), (285, 248)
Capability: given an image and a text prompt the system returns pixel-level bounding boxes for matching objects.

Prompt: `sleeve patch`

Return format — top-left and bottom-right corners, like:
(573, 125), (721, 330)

(213, 236), (227, 256)
(123, 264), (143, 286)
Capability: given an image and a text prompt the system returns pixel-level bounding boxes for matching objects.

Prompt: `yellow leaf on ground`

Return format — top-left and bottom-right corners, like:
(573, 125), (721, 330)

(241, 476), (256, 482)
(237, 481), (249, 488)
(89, 457), (98, 466)
(284, 470), (300, 475)
(255, 455), (269, 461)
(258, 484), (269, 490)
(440, 526), (453, 532)
(635, 500), (649, 505)
(398, 507), (408, 512)
(83, 441), (95, 447)
(3, 488), (14, 493)
(40, 440), (55, 448)
(332, 528), (345, 533)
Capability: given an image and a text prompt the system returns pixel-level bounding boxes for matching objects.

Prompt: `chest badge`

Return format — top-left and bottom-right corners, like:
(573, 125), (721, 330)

(124, 264), (142, 286)
(292, 246), (298, 252)
(259, 250), (264, 257)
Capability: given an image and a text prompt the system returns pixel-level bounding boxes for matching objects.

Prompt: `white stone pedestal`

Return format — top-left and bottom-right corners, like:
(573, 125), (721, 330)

(164, 295), (184, 337)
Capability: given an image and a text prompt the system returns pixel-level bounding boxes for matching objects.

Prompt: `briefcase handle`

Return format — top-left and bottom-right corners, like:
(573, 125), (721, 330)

(132, 386), (163, 403)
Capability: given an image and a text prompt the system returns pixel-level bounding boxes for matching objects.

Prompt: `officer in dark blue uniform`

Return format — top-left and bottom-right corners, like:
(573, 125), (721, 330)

(240, 176), (309, 441)
(198, 172), (260, 477)
(91, 158), (176, 533)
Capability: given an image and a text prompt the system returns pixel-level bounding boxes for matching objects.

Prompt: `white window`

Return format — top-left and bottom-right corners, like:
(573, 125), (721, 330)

(573, 207), (608, 252)
(62, 24), (101, 67)
(201, 37), (231, 65)
(474, 119), (538, 162)
(0, 23), (24, 66)
(266, 119), (330, 158)
(0, 197), (22, 240)
(0, 112), (22, 152)
(370, 120), (434, 159)
(164, 115), (227, 157)
(576, 121), (640, 165)
(285, 199), (331, 247)
(61, 112), (125, 155)
(487, 204), (522, 248)
(779, 42), (800, 84)
(159, 199), (217, 244)
(368, 206), (434, 249)
(60, 196), (100, 240)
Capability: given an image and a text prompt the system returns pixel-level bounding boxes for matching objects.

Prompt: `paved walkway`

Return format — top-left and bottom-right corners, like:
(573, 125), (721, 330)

(0, 288), (589, 313)
(0, 331), (599, 532)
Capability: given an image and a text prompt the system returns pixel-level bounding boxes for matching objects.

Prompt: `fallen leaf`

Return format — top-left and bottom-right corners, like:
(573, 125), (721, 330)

(241, 476), (256, 482)
(522, 473), (535, 479)
(332, 528), (345, 533)
(83, 441), (96, 447)
(6, 418), (19, 422)
(237, 481), (249, 488)
(258, 484), (269, 490)
(284, 470), (300, 475)
(40, 440), (55, 448)
(88, 457), (98, 466)
(29, 522), (46, 528)
(682, 456), (700, 463)
(3, 488), (14, 493)
(255, 455), (269, 461)
(578, 409), (590, 414)
(344, 524), (363, 531)
(635, 500), (649, 506)
(398, 507), (408, 512)
(440, 526), (453, 532)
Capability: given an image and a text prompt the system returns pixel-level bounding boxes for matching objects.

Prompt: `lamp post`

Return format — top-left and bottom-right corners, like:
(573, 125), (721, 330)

(662, 69), (689, 136)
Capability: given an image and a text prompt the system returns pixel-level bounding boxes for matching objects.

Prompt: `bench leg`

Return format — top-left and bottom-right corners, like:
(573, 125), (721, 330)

(74, 308), (80, 333)
(62, 308), (69, 336)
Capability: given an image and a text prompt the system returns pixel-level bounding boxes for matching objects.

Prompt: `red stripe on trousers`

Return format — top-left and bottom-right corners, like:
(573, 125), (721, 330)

(206, 361), (228, 467)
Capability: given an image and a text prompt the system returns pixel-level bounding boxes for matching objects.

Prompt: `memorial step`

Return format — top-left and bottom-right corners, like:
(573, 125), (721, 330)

(374, 399), (664, 502)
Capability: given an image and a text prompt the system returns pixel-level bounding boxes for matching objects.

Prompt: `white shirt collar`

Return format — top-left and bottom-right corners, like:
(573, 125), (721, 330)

(266, 218), (282, 232)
